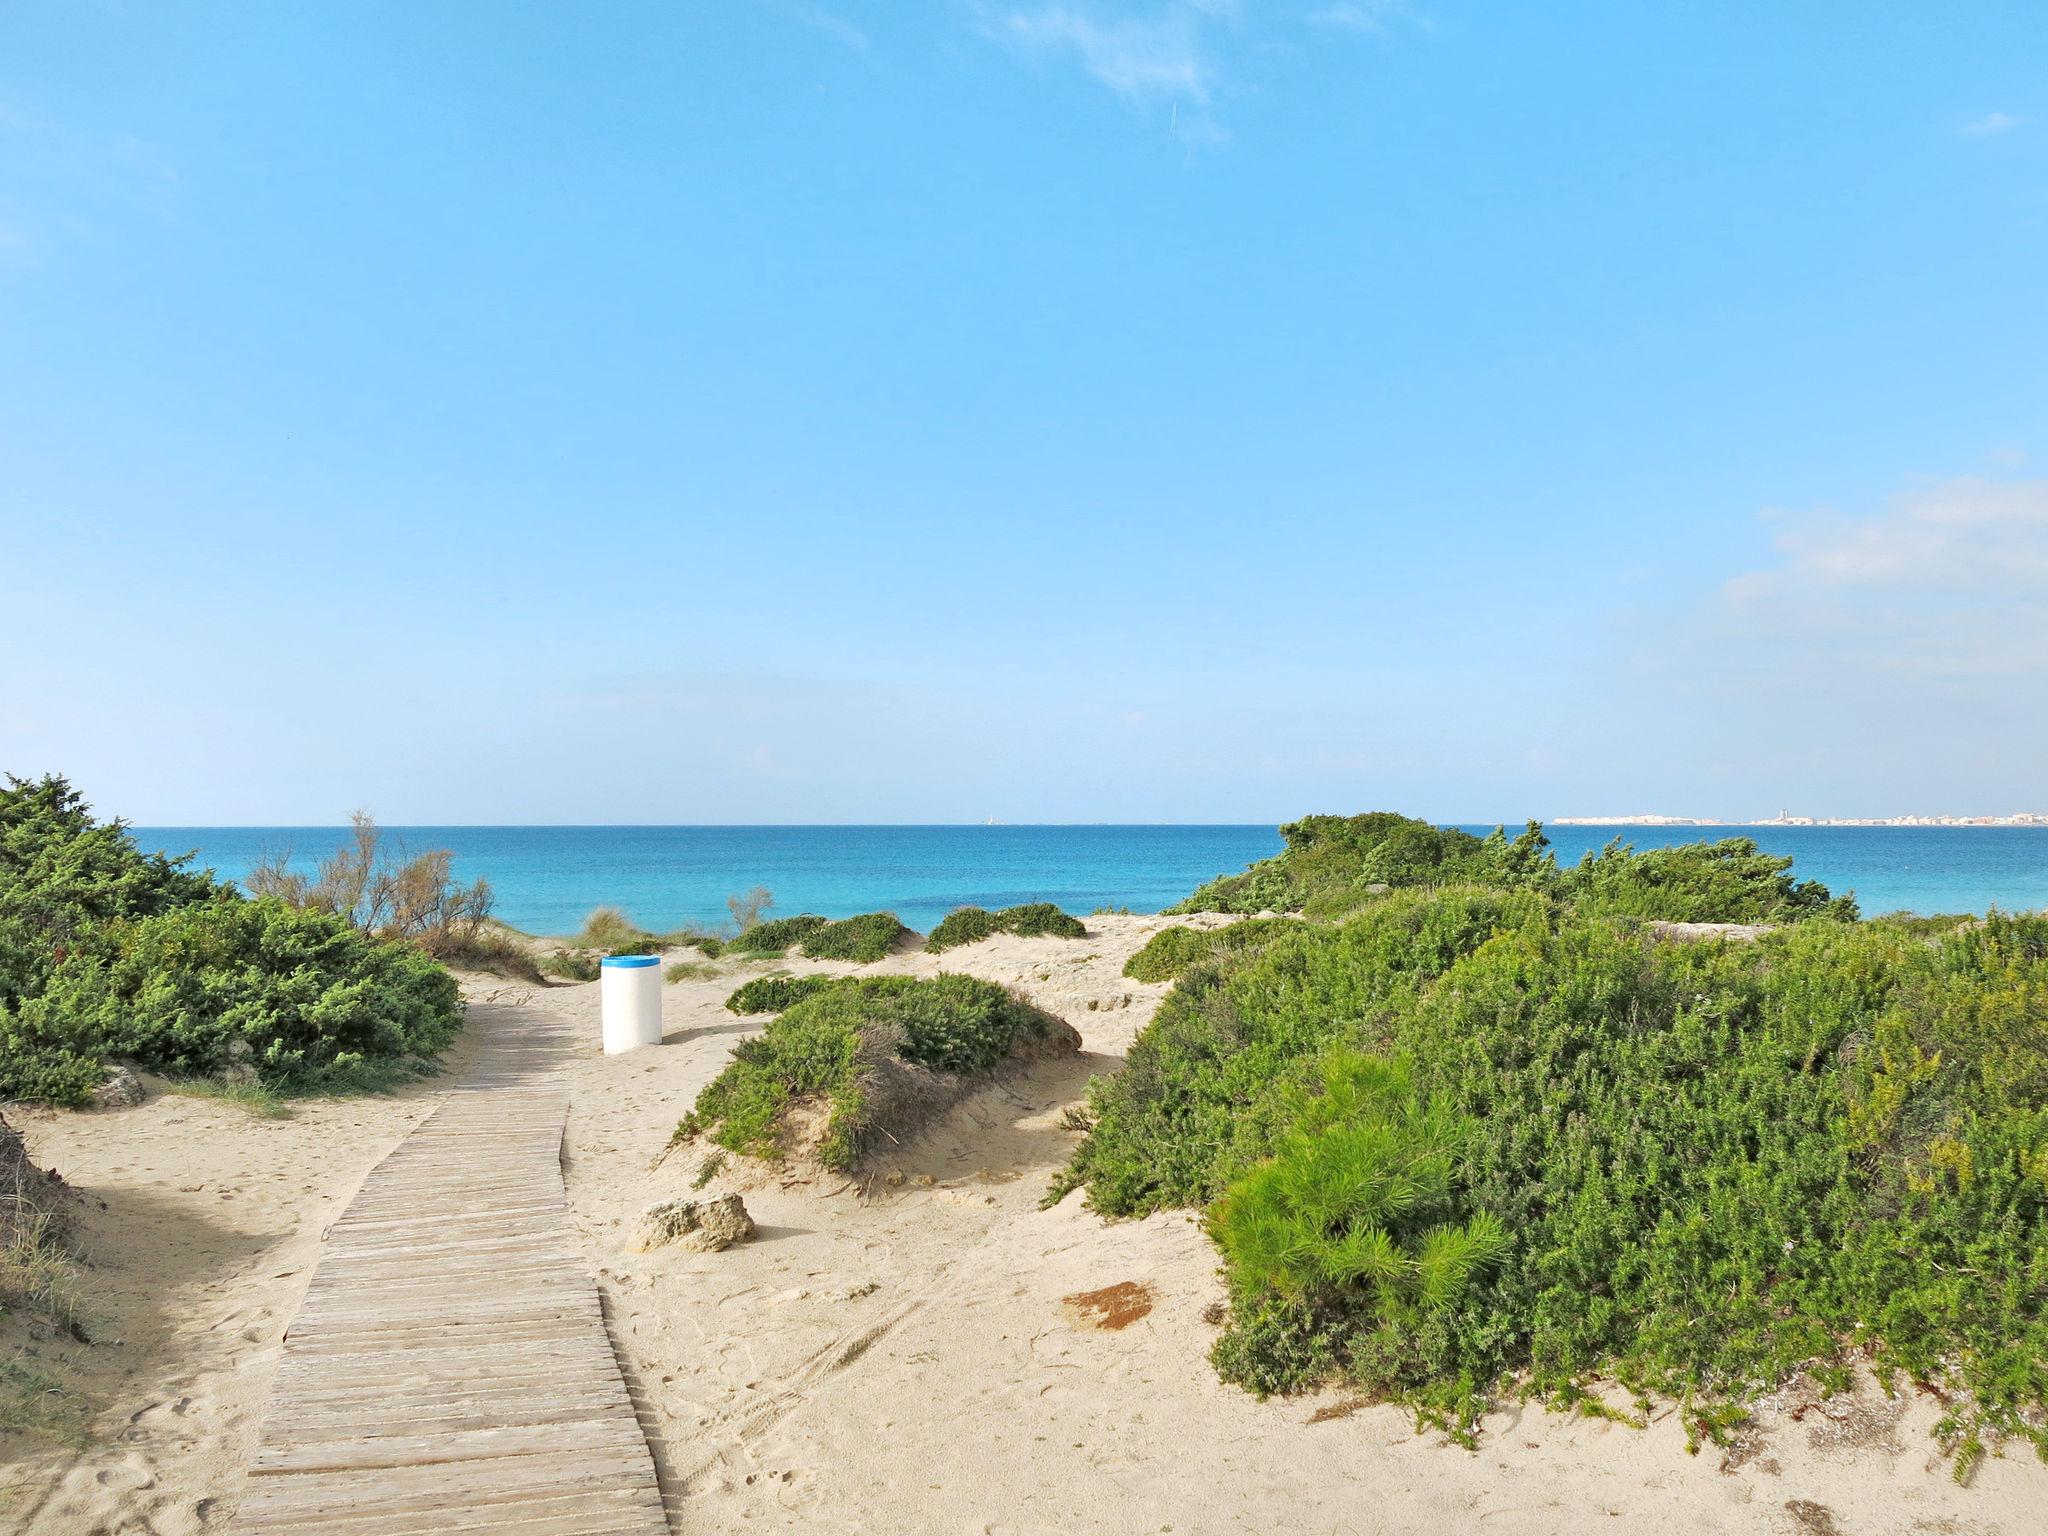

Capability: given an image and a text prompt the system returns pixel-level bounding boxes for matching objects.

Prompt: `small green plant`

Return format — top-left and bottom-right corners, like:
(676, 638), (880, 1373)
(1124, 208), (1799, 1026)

(166, 1077), (289, 1118)
(1208, 1052), (1507, 1394)
(727, 913), (830, 955)
(665, 960), (720, 983)
(801, 912), (911, 963)
(926, 903), (1087, 953)
(726, 974), (835, 1015)
(1122, 918), (1304, 983)
(539, 949), (601, 982)
(682, 975), (1057, 1170)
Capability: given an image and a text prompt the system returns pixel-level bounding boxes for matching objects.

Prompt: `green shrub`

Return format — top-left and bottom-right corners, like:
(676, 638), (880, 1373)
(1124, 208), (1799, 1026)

(1066, 885), (2048, 1464)
(539, 949), (601, 982)
(681, 975), (1056, 1170)
(1560, 836), (1859, 923)
(672, 931), (725, 958)
(0, 774), (218, 1011)
(0, 777), (465, 1106)
(801, 912), (911, 963)
(1171, 812), (1855, 926)
(665, 960), (719, 982)
(925, 907), (1000, 951)
(729, 913), (829, 955)
(1210, 1050), (1506, 1333)
(1122, 918), (1304, 983)
(35, 899), (457, 1083)
(1062, 888), (1540, 1214)
(1122, 925), (1216, 982)
(1173, 814), (1556, 915)
(926, 902), (1087, 953)
(725, 974), (835, 1014)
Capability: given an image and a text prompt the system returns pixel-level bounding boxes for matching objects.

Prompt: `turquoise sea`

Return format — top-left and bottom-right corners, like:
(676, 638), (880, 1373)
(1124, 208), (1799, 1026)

(129, 824), (2048, 936)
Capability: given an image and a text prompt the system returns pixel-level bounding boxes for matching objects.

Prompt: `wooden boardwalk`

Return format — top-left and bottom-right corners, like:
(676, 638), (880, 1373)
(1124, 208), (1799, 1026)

(237, 1008), (669, 1535)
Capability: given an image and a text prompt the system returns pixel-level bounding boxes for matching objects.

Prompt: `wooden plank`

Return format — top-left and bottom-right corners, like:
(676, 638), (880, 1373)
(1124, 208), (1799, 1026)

(234, 1005), (670, 1534)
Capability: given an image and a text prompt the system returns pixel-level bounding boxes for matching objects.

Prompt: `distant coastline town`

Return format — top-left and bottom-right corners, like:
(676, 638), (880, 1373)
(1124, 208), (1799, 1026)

(1553, 812), (2048, 827)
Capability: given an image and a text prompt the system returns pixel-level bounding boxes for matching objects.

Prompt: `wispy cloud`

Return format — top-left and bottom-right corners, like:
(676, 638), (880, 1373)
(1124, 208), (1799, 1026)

(1306, 1), (1414, 34)
(1962, 110), (2023, 138)
(976, 2), (1248, 145)
(1701, 478), (2048, 689)
(988, 4), (1221, 108)
(776, 1), (869, 52)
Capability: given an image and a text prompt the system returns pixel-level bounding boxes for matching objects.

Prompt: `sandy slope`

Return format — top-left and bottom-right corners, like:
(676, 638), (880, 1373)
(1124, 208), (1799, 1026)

(5, 919), (2045, 1534)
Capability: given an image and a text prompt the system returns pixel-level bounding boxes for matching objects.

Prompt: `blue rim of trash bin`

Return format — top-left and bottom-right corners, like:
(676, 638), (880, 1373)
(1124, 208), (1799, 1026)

(600, 955), (660, 968)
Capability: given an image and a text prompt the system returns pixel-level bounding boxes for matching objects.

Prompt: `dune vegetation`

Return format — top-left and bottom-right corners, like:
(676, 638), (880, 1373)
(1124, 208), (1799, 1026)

(679, 975), (1065, 1171)
(0, 776), (464, 1106)
(726, 913), (829, 956)
(1121, 917), (1303, 983)
(799, 912), (913, 964)
(1172, 811), (1859, 924)
(724, 974), (835, 1015)
(925, 903), (1087, 953)
(1061, 814), (2045, 1473)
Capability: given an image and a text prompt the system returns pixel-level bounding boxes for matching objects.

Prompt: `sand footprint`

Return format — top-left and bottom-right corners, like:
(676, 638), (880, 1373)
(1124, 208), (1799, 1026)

(93, 1452), (158, 1492)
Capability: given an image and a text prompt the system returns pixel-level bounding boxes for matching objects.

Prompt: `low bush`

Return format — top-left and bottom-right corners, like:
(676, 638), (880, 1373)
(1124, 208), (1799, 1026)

(664, 960), (719, 983)
(728, 914), (829, 955)
(725, 974), (835, 1015)
(1172, 814), (1555, 916)
(19, 898), (460, 1087)
(801, 912), (911, 963)
(0, 777), (465, 1106)
(539, 949), (601, 982)
(1171, 812), (1858, 926)
(1560, 836), (1859, 923)
(680, 975), (1059, 1170)
(926, 902), (1087, 953)
(1062, 882), (2048, 1468)
(1121, 918), (1303, 983)
(924, 907), (1000, 951)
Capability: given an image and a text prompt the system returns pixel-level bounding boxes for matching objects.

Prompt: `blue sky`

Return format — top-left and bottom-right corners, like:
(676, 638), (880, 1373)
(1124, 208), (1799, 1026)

(2, 1), (2043, 824)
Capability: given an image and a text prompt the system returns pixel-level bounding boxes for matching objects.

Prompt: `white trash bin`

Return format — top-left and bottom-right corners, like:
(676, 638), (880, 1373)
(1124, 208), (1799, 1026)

(600, 955), (663, 1054)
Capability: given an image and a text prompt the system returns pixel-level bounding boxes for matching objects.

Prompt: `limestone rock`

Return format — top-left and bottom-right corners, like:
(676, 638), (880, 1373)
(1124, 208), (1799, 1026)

(91, 1062), (146, 1109)
(631, 1193), (755, 1253)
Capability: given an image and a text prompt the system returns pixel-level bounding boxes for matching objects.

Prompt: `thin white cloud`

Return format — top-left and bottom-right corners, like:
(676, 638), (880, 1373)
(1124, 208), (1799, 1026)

(1730, 478), (2048, 600)
(1962, 111), (2022, 138)
(1306, 1), (1413, 34)
(783, 2), (869, 52)
(1690, 479), (2048, 695)
(991, 4), (1220, 108)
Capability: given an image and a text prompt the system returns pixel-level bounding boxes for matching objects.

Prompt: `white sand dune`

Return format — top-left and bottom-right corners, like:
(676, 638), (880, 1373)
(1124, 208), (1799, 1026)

(6, 917), (2045, 1534)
